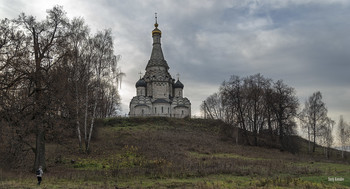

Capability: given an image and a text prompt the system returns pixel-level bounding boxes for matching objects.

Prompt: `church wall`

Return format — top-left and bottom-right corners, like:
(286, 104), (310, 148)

(147, 83), (152, 97)
(171, 106), (190, 118)
(166, 83), (170, 98)
(174, 88), (183, 98)
(153, 103), (171, 116)
(152, 82), (169, 99)
(153, 35), (160, 44)
(129, 104), (135, 117)
(137, 87), (146, 96)
(169, 83), (173, 98)
(133, 105), (151, 116)
(129, 104), (136, 117)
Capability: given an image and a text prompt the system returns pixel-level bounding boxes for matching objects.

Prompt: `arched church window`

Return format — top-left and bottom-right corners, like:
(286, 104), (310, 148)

(155, 107), (157, 113)
(161, 107), (163, 113)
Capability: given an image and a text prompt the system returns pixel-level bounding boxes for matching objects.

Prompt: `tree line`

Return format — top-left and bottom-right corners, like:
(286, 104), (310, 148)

(201, 74), (350, 155)
(0, 6), (124, 170)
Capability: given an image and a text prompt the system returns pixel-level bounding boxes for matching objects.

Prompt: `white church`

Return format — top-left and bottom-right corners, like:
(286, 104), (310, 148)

(129, 16), (191, 118)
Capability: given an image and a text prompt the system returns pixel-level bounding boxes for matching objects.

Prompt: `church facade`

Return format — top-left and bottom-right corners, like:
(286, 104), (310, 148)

(129, 18), (191, 118)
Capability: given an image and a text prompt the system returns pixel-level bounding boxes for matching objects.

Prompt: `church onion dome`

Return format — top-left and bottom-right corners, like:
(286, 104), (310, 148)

(174, 80), (184, 89)
(152, 28), (161, 36)
(135, 78), (147, 87)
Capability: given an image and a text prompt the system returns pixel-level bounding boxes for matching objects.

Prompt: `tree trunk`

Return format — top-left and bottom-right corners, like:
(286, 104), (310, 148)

(238, 105), (250, 145)
(87, 99), (98, 153)
(86, 73), (101, 153)
(253, 129), (258, 146)
(279, 120), (284, 149)
(267, 112), (275, 141)
(253, 102), (258, 146)
(84, 77), (89, 152)
(326, 147), (330, 159)
(33, 27), (46, 171)
(203, 101), (214, 119)
(235, 127), (239, 145)
(75, 82), (82, 150)
(313, 125), (316, 152)
(307, 126), (311, 153)
(34, 128), (46, 171)
(312, 114), (316, 152)
(76, 118), (82, 150)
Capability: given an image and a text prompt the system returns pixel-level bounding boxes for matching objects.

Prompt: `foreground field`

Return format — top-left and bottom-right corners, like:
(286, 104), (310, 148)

(1, 117), (349, 188)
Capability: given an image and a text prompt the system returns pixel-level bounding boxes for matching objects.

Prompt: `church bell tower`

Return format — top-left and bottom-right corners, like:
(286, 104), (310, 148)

(129, 14), (191, 118)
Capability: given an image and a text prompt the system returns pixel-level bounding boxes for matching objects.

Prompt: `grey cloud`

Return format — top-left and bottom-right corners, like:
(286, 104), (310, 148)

(1, 0), (349, 119)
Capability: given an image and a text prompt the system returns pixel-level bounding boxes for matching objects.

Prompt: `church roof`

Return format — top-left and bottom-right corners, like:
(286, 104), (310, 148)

(153, 99), (170, 104)
(134, 104), (150, 108)
(174, 105), (190, 108)
(147, 50), (168, 69)
(146, 18), (169, 70)
(174, 80), (184, 89)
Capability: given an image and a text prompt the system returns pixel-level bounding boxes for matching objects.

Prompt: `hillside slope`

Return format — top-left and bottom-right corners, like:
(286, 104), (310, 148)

(1, 117), (350, 188)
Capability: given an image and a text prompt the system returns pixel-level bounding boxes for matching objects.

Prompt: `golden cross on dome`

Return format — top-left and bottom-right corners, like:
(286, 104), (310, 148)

(154, 13), (158, 28)
(176, 73), (180, 80)
(138, 71), (143, 79)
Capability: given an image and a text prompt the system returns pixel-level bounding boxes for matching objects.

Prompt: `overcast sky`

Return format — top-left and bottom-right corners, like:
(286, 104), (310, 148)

(1, 0), (349, 124)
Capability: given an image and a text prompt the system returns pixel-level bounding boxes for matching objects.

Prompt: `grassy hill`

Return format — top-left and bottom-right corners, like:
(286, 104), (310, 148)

(1, 117), (350, 188)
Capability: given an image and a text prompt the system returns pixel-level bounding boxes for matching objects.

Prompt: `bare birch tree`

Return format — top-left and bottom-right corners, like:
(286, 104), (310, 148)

(0, 6), (124, 168)
(338, 115), (350, 158)
(299, 109), (312, 153)
(64, 17), (90, 151)
(83, 29), (121, 153)
(319, 117), (334, 159)
(200, 93), (224, 120)
(301, 91), (328, 153)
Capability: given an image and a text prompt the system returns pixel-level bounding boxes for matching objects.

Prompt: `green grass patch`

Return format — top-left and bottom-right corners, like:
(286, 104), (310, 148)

(107, 120), (175, 132)
(71, 145), (144, 170)
(291, 161), (350, 187)
(110, 124), (148, 131)
(115, 174), (255, 188)
(295, 161), (350, 175)
(188, 151), (268, 161)
(72, 158), (109, 170)
(301, 175), (350, 188)
(3, 174), (347, 189)
(70, 145), (171, 173)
